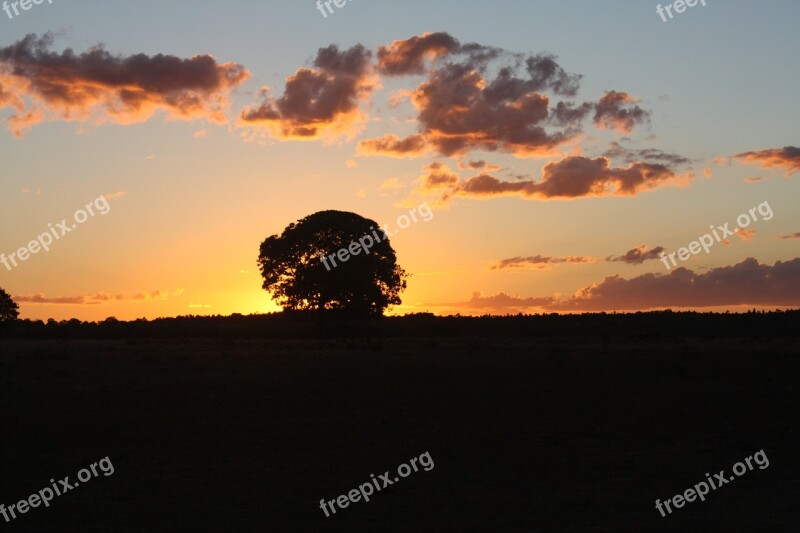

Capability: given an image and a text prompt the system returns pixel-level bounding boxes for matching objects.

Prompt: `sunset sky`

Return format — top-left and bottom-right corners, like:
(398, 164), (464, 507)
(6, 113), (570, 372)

(1, 0), (798, 321)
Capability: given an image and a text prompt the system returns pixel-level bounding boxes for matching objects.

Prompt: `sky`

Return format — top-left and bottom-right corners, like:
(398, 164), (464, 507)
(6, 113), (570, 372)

(1, 0), (798, 321)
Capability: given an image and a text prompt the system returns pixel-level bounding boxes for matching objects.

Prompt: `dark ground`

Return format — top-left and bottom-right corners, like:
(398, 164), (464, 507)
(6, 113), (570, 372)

(1, 314), (799, 531)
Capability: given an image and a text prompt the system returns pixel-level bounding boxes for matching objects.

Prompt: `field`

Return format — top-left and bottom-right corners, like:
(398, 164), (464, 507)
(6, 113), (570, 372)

(1, 315), (798, 531)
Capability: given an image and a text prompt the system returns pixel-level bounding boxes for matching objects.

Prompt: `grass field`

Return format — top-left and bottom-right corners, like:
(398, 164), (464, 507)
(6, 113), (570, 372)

(1, 328), (798, 531)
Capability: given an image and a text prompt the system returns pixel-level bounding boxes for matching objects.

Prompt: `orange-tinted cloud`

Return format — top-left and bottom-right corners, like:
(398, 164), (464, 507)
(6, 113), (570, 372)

(593, 91), (651, 133)
(492, 255), (598, 270)
(377, 32), (460, 76)
(735, 228), (757, 241)
(15, 289), (184, 305)
(733, 146), (800, 176)
(357, 133), (429, 157)
(744, 177), (767, 183)
(239, 44), (374, 140)
(607, 244), (667, 264)
(0, 33), (249, 137)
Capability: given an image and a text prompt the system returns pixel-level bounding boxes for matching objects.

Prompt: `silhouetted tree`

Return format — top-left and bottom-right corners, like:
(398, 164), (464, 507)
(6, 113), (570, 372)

(258, 210), (407, 317)
(0, 287), (19, 322)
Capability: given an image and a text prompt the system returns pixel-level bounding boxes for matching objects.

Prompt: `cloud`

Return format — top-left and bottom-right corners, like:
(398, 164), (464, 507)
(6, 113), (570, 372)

(548, 258), (800, 311)
(744, 176), (766, 183)
(418, 161), (460, 189)
(378, 177), (403, 190)
(14, 293), (110, 305)
(357, 133), (429, 157)
(493, 244), (666, 271)
(779, 232), (800, 240)
(733, 146), (800, 176)
(447, 258), (800, 313)
(362, 33), (599, 158)
(377, 32), (460, 76)
(735, 228), (757, 241)
(492, 255), (597, 270)
(412, 155), (687, 204)
(0, 33), (249, 136)
(607, 244), (666, 264)
(427, 291), (556, 314)
(603, 142), (690, 167)
(239, 44), (375, 140)
(15, 289), (184, 305)
(103, 191), (126, 201)
(457, 159), (501, 171)
(593, 91), (651, 133)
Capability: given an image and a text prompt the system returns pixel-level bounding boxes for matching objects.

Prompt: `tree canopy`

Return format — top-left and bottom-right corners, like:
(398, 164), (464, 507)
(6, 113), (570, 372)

(0, 287), (19, 322)
(257, 210), (407, 317)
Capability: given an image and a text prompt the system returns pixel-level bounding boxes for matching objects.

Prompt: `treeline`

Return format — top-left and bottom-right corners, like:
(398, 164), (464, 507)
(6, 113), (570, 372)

(0, 309), (798, 340)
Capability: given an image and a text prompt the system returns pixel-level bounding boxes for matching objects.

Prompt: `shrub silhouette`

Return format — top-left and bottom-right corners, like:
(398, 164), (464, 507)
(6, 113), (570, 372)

(0, 287), (19, 322)
(258, 210), (407, 317)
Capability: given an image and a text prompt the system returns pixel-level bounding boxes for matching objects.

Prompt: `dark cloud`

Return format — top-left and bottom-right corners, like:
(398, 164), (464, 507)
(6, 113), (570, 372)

(607, 244), (666, 264)
(522, 54), (583, 97)
(0, 33), (249, 136)
(733, 146), (800, 176)
(410, 62), (568, 156)
(239, 44), (374, 139)
(457, 159), (500, 171)
(445, 258), (800, 313)
(603, 142), (690, 167)
(549, 258), (800, 311)
(593, 91), (651, 133)
(357, 133), (428, 157)
(411, 155), (687, 203)
(362, 33), (590, 158)
(779, 232), (800, 240)
(549, 101), (594, 127)
(532, 156), (676, 198)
